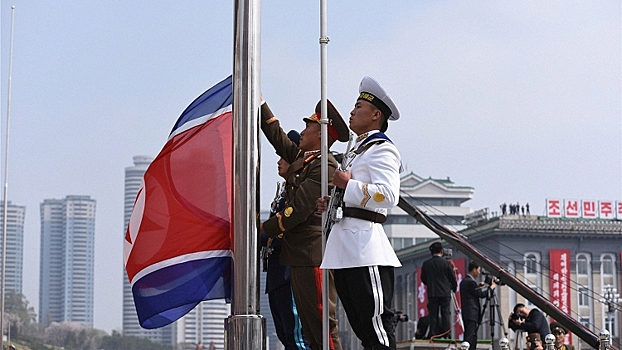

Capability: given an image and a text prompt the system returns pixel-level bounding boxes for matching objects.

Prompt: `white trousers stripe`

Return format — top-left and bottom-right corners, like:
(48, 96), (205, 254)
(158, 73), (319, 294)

(368, 266), (389, 347)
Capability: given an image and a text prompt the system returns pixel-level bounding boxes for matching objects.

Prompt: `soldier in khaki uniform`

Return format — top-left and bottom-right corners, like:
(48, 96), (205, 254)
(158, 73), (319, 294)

(259, 98), (349, 350)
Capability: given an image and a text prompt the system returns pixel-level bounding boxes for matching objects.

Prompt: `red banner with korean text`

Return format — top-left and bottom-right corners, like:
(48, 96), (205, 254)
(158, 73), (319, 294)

(549, 249), (572, 344)
(452, 257), (466, 339)
(417, 267), (427, 320)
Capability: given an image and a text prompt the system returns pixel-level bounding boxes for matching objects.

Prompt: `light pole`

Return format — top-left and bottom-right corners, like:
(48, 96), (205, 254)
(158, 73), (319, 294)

(600, 287), (620, 334)
(1, 6), (16, 350)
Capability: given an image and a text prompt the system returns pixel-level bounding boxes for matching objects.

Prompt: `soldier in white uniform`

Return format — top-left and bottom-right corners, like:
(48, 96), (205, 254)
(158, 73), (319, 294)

(319, 76), (402, 350)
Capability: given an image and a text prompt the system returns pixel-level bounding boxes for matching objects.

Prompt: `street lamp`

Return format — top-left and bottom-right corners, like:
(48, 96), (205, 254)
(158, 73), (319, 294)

(600, 287), (620, 333)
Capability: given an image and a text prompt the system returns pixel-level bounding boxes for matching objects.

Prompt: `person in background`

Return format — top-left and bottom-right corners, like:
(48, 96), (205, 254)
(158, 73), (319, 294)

(421, 242), (457, 338)
(320, 76), (403, 350)
(526, 333), (544, 350)
(260, 130), (310, 350)
(260, 97), (349, 350)
(550, 321), (575, 350)
(460, 261), (496, 350)
(509, 303), (549, 342)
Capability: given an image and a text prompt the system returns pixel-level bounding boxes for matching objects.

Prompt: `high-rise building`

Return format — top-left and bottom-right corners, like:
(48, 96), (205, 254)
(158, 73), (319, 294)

(174, 300), (230, 350)
(39, 195), (96, 327)
(122, 156), (174, 343)
(0, 201), (25, 294)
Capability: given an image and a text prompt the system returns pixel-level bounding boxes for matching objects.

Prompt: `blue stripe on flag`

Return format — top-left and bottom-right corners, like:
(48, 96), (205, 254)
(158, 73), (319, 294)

(133, 256), (232, 329)
(170, 75), (233, 135)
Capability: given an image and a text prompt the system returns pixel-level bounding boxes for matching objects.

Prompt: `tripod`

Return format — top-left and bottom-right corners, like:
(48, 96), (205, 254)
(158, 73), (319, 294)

(478, 286), (508, 349)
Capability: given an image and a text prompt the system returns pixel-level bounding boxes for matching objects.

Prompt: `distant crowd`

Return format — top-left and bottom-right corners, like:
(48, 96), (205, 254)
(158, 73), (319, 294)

(500, 202), (530, 216)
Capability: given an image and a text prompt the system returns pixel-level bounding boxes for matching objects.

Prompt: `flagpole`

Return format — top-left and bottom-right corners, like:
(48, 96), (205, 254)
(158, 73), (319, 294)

(227, 0), (265, 349)
(1, 6), (16, 350)
(318, 1), (331, 349)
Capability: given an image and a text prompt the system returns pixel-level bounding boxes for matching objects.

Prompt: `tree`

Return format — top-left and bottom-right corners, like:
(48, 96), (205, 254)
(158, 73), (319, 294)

(44, 321), (103, 350)
(2, 291), (36, 339)
(99, 331), (173, 350)
(4, 291), (36, 324)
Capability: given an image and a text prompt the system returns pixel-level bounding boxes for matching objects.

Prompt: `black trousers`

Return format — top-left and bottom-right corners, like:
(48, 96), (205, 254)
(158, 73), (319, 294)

(333, 266), (396, 350)
(427, 296), (451, 338)
(462, 319), (479, 350)
(268, 282), (310, 350)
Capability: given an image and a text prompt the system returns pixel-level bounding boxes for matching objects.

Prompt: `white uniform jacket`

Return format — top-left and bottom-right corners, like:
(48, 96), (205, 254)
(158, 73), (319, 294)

(321, 130), (402, 269)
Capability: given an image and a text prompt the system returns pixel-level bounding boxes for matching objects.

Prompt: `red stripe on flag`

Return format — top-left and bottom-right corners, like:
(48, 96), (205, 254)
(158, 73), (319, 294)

(125, 111), (232, 281)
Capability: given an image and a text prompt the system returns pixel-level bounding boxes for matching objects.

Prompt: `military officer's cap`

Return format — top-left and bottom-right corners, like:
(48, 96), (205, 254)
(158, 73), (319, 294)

(303, 99), (350, 142)
(358, 75), (400, 121)
(550, 321), (568, 335)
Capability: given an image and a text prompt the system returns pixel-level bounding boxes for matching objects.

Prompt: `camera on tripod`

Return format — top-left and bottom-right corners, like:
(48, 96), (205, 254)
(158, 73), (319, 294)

(482, 271), (502, 286)
(443, 248), (452, 259)
(391, 310), (409, 327)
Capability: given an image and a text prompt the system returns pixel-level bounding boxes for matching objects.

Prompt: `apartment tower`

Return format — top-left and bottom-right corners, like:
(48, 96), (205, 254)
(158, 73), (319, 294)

(0, 201), (25, 294)
(39, 195), (96, 327)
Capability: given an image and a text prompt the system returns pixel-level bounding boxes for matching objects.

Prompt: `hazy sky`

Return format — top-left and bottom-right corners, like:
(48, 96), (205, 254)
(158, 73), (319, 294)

(1, 1), (620, 334)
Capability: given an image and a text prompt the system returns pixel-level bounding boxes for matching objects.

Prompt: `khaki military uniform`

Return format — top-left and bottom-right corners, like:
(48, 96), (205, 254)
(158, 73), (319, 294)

(261, 102), (342, 350)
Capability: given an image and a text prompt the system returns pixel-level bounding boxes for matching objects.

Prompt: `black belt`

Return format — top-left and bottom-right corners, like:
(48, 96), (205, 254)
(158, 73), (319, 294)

(343, 207), (386, 223)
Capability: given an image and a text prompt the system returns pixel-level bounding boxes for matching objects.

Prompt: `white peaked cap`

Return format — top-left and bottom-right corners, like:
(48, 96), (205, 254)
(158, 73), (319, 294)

(358, 76), (400, 121)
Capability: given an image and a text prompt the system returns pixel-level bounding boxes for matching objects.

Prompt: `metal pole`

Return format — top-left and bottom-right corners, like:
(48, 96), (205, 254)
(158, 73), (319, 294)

(1, 6), (16, 349)
(601, 287), (620, 334)
(318, 1), (330, 349)
(226, 0), (265, 349)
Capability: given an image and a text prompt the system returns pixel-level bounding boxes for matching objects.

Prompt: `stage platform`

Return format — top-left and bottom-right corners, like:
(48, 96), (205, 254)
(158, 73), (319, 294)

(397, 339), (494, 350)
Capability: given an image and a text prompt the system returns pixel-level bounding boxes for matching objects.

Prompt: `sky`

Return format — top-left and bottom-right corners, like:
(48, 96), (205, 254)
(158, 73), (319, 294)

(1, 0), (620, 335)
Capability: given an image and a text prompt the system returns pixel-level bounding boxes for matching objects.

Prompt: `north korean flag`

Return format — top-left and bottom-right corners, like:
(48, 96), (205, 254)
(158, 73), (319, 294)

(124, 76), (233, 329)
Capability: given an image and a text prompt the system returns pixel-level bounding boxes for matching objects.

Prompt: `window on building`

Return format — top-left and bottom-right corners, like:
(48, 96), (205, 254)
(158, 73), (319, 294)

(578, 287), (589, 307)
(392, 238), (413, 250)
(396, 275), (403, 312)
(507, 261), (516, 315)
(575, 253), (592, 329)
(403, 238), (413, 248)
(602, 255), (614, 275)
(385, 215), (419, 225)
(415, 237), (432, 245)
(604, 315), (617, 337)
(600, 253), (618, 336)
(525, 253), (538, 274)
(577, 254), (588, 275)
(600, 253), (616, 287)
(524, 253), (540, 295)
(424, 199), (442, 206)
